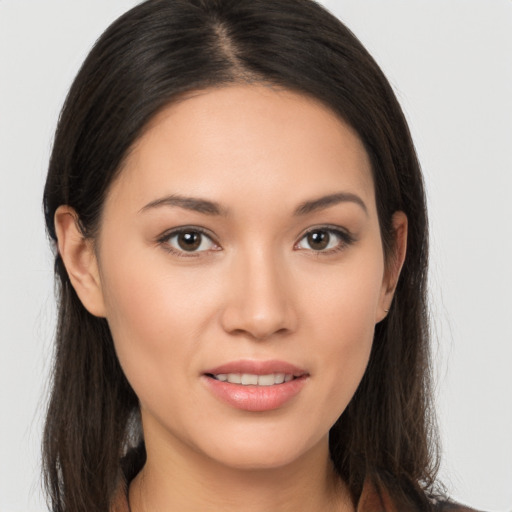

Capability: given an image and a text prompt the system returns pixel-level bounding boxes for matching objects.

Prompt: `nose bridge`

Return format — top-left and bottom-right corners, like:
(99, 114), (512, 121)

(221, 243), (296, 340)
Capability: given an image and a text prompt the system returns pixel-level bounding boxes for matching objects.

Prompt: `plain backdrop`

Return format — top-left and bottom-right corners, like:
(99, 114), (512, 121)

(0, 1), (511, 511)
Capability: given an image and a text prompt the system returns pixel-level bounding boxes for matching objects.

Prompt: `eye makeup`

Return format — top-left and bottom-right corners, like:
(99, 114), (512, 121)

(155, 223), (356, 259)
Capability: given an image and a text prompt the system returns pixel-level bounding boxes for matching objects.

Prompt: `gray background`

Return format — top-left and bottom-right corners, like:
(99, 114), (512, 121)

(1, 1), (511, 510)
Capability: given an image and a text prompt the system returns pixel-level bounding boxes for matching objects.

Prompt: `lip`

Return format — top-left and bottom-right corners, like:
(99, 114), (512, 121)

(202, 359), (309, 412)
(204, 359), (308, 377)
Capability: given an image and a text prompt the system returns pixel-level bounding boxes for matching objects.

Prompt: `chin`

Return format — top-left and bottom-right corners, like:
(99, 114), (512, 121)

(192, 424), (328, 472)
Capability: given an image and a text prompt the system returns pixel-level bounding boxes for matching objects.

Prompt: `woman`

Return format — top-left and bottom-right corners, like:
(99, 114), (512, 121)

(42, 0), (478, 510)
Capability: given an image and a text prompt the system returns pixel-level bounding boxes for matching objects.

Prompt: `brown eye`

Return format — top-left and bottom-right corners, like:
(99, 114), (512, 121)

(177, 231), (202, 251)
(306, 230), (330, 250)
(164, 229), (218, 254)
(296, 227), (352, 253)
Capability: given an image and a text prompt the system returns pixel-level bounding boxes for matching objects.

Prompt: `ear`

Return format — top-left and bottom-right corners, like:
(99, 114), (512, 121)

(376, 211), (408, 323)
(54, 206), (106, 317)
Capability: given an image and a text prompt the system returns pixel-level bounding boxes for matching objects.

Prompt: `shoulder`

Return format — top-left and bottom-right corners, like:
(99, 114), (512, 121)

(359, 477), (485, 512)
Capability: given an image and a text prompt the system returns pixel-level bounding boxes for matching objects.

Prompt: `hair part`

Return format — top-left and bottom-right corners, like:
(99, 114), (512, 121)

(43, 1), (437, 510)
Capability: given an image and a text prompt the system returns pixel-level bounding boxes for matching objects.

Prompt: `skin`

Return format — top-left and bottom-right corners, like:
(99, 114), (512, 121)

(55, 85), (407, 512)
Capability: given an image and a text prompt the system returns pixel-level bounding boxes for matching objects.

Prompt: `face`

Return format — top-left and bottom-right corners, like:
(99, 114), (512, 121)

(77, 85), (402, 471)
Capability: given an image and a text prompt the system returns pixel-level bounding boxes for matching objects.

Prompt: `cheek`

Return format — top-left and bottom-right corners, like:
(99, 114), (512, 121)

(98, 250), (222, 394)
(301, 246), (384, 342)
(99, 229), (384, 422)
(300, 252), (384, 415)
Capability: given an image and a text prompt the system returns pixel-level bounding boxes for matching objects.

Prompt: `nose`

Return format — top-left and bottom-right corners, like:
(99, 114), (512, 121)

(220, 248), (298, 341)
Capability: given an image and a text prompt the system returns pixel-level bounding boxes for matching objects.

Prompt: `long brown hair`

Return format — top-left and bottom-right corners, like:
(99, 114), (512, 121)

(43, 0), (438, 510)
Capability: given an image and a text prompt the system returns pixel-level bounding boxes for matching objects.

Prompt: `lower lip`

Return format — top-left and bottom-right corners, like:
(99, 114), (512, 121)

(202, 375), (308, 412)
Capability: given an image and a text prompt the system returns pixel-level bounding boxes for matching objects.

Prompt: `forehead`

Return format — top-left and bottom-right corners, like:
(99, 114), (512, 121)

(109, 85), (375, 216)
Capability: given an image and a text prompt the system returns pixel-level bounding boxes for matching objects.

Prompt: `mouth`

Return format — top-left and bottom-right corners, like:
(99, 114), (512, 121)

(203, 359), (308, 384)
(202, 360), (309, 412)
(206, 372), (298, 386)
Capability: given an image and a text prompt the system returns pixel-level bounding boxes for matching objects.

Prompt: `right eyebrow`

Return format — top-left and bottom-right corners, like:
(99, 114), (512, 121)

(139, 194), (228, 216)
(293, 192), (368, 217)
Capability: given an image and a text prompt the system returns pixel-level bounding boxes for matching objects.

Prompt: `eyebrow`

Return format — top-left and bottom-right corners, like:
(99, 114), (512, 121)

(139, 191), (368, 217)
(293, 192), (368, 216)
(139, 194), (227, 216)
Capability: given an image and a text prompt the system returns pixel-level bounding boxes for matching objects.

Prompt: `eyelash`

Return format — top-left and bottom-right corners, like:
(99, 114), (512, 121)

(295, 226), (356, 255)
(157, 226), (220, 258)
(157, 225), (355, 258)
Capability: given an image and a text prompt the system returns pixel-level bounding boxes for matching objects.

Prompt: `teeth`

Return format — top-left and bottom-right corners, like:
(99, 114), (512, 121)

(275, 373), (285, 384)
(213, 373), (295, 386)
(227, 373), (241, 384)
(257, 374), (275, 386)
(241, 374), (258, 385)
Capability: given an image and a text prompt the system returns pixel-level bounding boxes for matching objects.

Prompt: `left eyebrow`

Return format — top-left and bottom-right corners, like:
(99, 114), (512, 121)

(293, 192), (368, 216)
(139, 194), (228, 216)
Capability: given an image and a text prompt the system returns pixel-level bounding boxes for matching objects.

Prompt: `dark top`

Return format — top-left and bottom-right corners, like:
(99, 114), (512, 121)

(110, 476), (482, 512)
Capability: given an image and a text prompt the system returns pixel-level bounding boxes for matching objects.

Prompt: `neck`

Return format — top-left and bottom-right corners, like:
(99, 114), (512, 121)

(129, 434), (354, 512)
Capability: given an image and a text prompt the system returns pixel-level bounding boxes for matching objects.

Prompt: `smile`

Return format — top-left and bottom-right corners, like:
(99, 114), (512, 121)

(209, 373), (295, 386)
(202, 361), (309, 412)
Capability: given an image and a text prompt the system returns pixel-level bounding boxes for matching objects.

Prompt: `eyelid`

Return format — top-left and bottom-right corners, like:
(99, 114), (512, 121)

(155, 224), (355, 257)
(294, 225), (356, 253)
(156, 226), (221, 257)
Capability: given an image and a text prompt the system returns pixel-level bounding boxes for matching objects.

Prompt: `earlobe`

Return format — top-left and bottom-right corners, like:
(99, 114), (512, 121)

(376, 211), (408, 322)
(54, 206), (106, 317)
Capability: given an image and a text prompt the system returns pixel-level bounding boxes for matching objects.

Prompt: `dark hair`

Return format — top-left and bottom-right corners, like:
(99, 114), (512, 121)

(43, 0), (437, 510)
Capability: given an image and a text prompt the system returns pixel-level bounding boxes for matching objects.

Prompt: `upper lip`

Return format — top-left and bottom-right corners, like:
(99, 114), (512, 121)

(204, 359), (308, 377)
